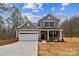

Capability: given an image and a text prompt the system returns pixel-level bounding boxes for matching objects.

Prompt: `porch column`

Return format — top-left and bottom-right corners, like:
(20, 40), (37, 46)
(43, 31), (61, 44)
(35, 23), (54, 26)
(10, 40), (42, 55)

(59, 29), (63, 41)
(47, 31), (49, 40)
(39, 30), (41, 39)
(53, 31), (54, 37)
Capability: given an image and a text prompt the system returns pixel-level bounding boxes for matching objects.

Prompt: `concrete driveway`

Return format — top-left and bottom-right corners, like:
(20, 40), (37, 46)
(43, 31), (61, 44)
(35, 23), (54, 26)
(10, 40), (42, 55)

(0, 41), (38, 56)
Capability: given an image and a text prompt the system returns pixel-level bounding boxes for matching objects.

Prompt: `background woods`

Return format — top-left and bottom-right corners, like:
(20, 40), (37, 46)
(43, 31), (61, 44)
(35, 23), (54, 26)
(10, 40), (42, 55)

(60, 16), (79, 37)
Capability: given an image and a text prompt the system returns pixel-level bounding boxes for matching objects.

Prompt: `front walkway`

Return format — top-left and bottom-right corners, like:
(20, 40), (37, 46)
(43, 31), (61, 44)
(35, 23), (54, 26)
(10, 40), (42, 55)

(0, 41), (38, 56)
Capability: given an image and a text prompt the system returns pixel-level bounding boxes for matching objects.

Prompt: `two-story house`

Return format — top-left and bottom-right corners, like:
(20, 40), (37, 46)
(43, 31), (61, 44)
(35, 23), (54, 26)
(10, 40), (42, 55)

(38, 14), (63, 42)
(16, 14), (63, 42)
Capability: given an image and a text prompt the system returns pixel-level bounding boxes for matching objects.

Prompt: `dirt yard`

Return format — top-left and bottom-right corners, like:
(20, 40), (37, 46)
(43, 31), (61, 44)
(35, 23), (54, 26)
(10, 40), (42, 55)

(0, 39), (17, 46)
(38, 37), (79, 56)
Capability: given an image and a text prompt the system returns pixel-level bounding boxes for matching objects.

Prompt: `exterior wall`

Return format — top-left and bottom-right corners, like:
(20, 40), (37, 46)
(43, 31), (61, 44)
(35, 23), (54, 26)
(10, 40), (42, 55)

(54, 21), (59, 28)
(39, 20), (45, 28)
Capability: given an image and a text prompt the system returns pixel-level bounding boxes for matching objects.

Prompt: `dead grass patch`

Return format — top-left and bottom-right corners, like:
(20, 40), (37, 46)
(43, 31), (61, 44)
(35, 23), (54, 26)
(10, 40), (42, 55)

(38, 37), (79, 56)
(0, 39), (18, 46)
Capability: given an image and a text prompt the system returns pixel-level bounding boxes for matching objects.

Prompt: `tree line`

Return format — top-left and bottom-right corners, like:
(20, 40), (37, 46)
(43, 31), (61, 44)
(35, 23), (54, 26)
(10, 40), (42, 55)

(60, 16), (79, 37)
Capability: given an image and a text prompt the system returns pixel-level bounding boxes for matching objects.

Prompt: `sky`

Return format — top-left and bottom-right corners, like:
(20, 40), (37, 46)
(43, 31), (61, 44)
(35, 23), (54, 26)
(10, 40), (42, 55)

(0, 3), (79, 22)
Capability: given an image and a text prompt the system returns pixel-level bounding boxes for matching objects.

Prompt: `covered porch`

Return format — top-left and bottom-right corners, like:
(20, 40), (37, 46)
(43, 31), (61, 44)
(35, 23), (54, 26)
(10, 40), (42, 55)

(39, 29), (63, 42)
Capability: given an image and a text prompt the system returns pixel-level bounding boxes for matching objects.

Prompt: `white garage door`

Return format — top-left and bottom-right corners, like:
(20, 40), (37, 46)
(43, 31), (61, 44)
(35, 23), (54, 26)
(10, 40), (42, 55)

(18, 30), (38, 41)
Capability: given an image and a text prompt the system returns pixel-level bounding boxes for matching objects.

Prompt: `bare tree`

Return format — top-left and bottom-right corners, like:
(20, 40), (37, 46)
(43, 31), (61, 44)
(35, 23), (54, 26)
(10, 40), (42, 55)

(9, 6), (24, 39)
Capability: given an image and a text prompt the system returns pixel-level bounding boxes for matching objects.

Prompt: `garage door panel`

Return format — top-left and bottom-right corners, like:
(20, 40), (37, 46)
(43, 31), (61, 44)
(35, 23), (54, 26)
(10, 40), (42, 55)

(18, 31), (38, 41)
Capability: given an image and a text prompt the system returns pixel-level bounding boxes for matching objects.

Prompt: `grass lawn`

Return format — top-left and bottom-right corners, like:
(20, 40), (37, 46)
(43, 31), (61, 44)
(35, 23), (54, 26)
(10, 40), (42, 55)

(38, 37), (79, 56)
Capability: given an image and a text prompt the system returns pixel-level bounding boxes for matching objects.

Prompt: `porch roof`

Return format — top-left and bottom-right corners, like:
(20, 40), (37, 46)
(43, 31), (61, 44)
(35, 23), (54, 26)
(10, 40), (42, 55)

(40, 28), (63, 31)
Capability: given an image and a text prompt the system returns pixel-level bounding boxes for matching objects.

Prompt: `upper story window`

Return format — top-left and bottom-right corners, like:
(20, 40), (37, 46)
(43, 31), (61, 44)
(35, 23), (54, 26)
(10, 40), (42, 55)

(45, 22), (54, 27)
(45, 22), (49, 27)
(50, 22), (54, 27)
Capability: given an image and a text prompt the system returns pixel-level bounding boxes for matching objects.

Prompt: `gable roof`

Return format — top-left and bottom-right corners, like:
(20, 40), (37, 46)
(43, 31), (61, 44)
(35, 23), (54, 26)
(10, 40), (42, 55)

(17, 20), (39, 30)
(39, 13), (60, 22)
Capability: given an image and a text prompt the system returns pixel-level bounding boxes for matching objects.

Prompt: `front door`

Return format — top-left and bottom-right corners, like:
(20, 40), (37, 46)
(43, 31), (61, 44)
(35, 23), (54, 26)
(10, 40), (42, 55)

(41, 31), (47, 40)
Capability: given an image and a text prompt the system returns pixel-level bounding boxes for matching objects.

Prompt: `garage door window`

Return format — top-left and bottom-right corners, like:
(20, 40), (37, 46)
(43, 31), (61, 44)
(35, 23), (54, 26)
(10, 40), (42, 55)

(20, 33), (27, 34)
(20, 33), (38, 34)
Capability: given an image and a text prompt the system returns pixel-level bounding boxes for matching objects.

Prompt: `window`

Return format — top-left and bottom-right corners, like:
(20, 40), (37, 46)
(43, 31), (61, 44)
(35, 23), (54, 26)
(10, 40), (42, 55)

(20, 33), (38, 34)
(45, 22), (49, 27)
(45, 22), (54, 27)
(50, 22), (54, 27)
(20, 33), (27, 34)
